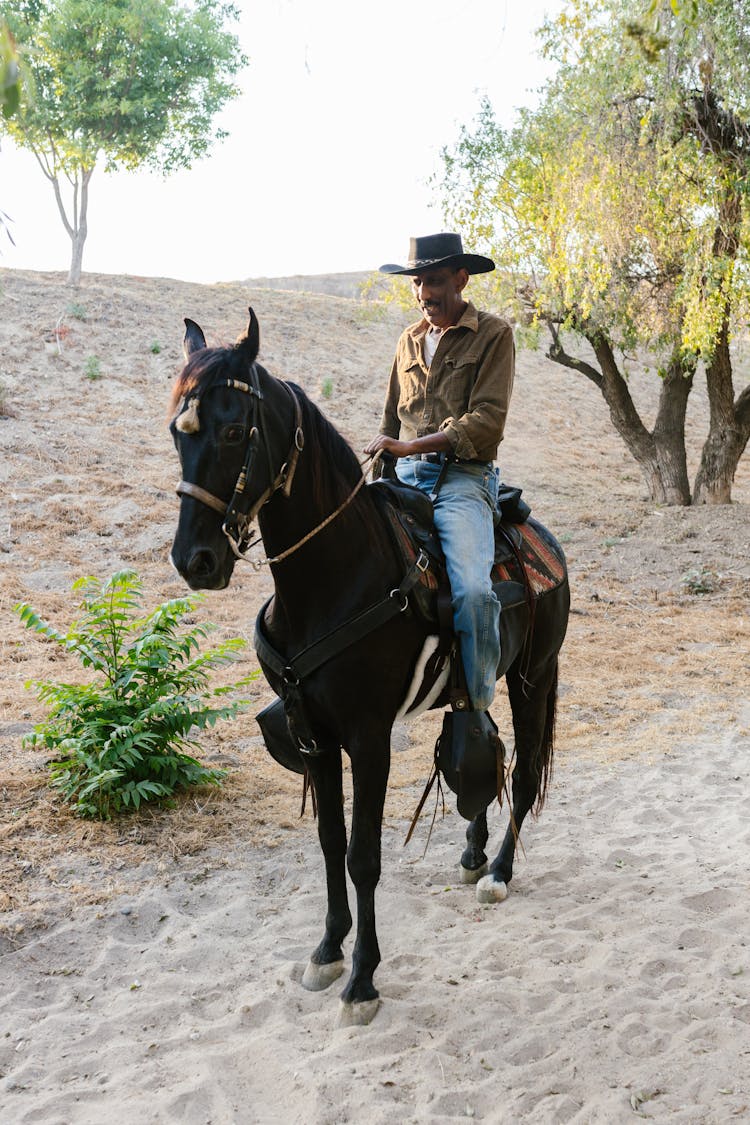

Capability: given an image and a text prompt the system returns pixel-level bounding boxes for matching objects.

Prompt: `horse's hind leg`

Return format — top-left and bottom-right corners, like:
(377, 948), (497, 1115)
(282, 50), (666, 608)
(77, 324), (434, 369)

(460, 811), (489, 883)
(336, 732), (390, 1028)
(301, 750), (352, 992)
(476, 658), (558, 905)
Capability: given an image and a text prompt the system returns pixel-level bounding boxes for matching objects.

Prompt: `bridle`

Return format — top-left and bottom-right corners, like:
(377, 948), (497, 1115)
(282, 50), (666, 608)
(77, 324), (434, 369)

(175, 366), (370, 566)
(176, 365), (305, 561)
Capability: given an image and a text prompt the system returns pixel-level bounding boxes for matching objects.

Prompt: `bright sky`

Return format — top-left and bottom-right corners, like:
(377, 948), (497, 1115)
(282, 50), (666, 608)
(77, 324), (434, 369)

(1, 0), (563, 283)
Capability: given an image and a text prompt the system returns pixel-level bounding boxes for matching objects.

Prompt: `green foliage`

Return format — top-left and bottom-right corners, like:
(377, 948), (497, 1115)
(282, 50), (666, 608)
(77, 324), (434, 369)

(0, 19), (22, 119)
(354, 300), (388, 325)
(0, 0), (245, 279)
(680, 564), (720, 593)
(440, 0), (750, 360)
(320, 376), (333, 399)
(149, 340), (162, 354)
(84, 354), (102, 380)
(438, 0), (750, 503)
(2, 0), (246, 171)
(66, 301), (87, 320)
(361, 271), (413, 313)
(1, 19), (24, 246)
(16, 570), (253, 819)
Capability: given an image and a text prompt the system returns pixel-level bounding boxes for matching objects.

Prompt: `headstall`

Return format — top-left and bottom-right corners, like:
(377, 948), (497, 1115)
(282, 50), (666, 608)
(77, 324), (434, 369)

(175, 366), (305, 561)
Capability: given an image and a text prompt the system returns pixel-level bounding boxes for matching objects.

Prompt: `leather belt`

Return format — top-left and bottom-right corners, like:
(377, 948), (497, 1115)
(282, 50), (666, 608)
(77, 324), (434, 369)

(408, 453), (491, 466)
(413, 452), (445, 464)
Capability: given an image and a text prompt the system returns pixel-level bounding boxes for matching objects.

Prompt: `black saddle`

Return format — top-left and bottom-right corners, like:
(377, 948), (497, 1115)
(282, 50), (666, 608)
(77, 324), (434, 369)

(369, 462), (533, 679)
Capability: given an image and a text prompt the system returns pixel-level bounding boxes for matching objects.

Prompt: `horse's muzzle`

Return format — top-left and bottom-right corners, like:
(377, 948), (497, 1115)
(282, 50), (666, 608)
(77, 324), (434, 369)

(171, 546), (231, 590)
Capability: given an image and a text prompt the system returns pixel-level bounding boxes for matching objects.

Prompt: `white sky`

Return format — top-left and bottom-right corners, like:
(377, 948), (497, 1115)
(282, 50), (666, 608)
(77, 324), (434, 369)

(0, 0), (563, 282)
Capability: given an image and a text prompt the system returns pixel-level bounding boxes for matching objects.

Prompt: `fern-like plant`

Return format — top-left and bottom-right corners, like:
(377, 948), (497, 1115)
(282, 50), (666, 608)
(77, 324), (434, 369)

(15, 570), (254, 820)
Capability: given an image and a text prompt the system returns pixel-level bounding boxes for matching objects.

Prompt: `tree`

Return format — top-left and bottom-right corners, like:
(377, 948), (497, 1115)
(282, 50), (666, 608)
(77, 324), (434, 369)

(439, 0), (750, 504)
(0, 0), (245, 285)
(1, 19), (22, 119)
(1, 18), (25, 245)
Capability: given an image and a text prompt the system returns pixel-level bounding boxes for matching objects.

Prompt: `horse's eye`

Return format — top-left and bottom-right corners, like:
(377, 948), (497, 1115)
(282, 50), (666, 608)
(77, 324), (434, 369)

(222, 424), (245, 444)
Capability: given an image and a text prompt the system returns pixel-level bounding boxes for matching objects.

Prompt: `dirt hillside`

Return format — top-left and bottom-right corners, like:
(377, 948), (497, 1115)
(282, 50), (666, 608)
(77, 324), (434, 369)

(1, 267), (748, 944)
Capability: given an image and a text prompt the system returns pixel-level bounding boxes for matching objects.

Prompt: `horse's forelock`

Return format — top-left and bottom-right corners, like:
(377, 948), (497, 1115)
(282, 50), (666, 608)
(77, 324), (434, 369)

(168, 347), (234, 418)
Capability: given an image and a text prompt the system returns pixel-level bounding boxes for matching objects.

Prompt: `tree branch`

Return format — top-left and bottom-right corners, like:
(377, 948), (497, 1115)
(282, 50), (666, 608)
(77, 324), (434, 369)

(544, 321), (604, 388)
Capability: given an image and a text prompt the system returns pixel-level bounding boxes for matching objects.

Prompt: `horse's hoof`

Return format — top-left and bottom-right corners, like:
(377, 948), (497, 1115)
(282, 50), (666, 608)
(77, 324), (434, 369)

(301, 959), (345, 991)
(335, 997), (380, 1028)
(476, 874), (508, 904)
(460, 862), (488, 885)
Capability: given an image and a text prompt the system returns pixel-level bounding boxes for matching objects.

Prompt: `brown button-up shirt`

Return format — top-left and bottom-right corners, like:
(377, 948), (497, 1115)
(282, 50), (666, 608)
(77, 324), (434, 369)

(379, 302), (515, 462)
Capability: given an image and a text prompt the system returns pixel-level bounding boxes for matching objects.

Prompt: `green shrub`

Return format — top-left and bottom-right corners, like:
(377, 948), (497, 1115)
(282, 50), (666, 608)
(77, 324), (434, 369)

(150, 340), (162, 354)
(15, 570), (254, 820)
(680, 565), (720, 595)
(84, 355), (102, 380)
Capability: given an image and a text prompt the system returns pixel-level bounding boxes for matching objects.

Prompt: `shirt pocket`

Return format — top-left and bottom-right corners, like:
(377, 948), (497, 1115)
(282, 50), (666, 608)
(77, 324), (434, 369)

(399, 359), (425, 410)
(441, 352), (478, 400)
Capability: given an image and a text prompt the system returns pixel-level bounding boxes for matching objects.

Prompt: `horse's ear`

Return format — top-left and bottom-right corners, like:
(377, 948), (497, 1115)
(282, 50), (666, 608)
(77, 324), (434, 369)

(235, 307), (260, 364)
(183, 318), (207, 358)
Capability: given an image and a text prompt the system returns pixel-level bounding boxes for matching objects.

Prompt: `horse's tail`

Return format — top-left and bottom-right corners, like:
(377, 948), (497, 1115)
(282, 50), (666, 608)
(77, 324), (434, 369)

(533, 659), (558, 815)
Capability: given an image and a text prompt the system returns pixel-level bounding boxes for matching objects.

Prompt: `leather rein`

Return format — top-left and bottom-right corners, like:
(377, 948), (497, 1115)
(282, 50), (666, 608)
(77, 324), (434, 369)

(175, 368), (369, 566)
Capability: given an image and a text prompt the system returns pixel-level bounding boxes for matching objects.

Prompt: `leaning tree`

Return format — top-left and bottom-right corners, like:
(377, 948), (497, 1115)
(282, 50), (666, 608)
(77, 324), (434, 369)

(439, 0), (750, 504)
(0, 0), (246, 285)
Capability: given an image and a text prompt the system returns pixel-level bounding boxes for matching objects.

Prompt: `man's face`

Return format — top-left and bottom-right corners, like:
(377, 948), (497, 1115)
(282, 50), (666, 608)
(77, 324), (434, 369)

(411, 267), (469, 329)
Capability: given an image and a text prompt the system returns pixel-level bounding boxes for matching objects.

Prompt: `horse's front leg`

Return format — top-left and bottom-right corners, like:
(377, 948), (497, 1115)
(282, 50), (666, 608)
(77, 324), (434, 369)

(336, 732), (390, 1028)
(301, 749), (352, 991)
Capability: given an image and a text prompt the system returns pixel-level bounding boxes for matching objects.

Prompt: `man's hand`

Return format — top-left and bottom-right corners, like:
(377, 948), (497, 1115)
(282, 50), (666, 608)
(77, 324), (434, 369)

(364, 434), (414, 458)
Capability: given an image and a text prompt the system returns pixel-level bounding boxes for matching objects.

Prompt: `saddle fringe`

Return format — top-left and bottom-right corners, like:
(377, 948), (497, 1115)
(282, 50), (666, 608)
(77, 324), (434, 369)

(300, 768), (318, 819)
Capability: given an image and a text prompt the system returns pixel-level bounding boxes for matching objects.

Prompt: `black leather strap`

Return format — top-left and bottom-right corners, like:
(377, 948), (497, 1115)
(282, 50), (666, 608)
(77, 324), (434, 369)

(254, 550), (429, 685)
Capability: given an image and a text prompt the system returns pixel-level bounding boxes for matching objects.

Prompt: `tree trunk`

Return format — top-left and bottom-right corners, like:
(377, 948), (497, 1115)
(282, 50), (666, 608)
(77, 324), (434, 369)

(67, 227), (86, 287)
(692, 185), (748, 504)
(693, 320), (750, 503)
(547, 326), (694, 505)
(31, 147), (95, 286)
(651, 356), (694, 505)
(66, 167), (92, 286)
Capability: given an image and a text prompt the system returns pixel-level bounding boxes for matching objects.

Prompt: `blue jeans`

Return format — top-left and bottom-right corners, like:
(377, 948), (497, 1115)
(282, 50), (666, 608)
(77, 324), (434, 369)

(397, 458), (501, 711)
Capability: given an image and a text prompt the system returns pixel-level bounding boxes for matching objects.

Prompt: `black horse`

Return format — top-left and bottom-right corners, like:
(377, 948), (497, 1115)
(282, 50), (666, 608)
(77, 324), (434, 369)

(169, 310), (570, 1027)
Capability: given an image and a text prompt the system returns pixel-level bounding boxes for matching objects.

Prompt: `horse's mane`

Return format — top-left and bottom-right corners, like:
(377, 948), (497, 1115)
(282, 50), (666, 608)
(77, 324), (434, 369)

(285, 381), (369, 516)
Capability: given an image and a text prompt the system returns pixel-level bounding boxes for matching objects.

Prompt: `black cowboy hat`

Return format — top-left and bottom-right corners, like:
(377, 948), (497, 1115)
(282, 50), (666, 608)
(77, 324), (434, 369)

(379, 232), (495, 276)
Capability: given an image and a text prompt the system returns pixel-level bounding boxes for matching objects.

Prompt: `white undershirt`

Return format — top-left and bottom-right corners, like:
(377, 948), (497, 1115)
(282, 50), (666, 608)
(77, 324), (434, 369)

(423, 326), (443, 366)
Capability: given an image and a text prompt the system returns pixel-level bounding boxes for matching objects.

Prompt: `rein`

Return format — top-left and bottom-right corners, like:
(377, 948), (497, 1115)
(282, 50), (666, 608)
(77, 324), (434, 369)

(262, 465), (371, 567)
(176, 370), (372, 566)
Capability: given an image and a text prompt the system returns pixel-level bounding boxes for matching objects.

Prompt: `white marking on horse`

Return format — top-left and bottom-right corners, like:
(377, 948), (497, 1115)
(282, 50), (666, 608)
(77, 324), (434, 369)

(301, 959), (345, 992)
(475, 874), (509, 903)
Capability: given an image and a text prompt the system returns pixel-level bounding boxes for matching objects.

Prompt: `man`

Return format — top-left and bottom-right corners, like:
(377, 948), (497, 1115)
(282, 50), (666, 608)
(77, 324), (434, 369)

(365, 232), (514, 712)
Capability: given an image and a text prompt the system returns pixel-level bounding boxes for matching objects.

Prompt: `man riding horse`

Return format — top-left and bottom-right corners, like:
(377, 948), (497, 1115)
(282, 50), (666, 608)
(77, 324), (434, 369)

(365, 232), (515, 718)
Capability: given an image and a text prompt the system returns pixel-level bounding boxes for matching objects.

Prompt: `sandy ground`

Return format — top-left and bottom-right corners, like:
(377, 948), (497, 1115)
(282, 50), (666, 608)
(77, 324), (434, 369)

(1, 268), (749, 1123)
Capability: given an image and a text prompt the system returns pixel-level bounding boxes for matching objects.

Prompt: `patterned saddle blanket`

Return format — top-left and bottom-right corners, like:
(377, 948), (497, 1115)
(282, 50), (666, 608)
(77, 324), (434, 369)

(369, 477), (567, 623)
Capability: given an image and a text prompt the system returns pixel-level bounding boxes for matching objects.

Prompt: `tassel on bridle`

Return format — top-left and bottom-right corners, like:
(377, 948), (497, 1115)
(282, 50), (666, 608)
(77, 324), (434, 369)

(176, 396), (200, 433)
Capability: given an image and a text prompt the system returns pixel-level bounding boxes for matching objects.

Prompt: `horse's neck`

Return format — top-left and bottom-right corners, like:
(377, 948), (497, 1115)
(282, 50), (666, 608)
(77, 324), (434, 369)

(259, 478), (389, 637)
